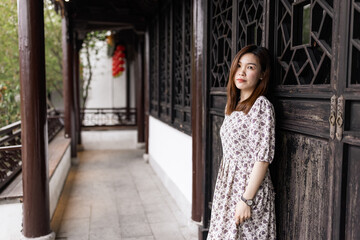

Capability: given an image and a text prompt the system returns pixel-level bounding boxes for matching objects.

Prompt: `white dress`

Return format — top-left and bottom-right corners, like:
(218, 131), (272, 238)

(207, 96), (276, 240)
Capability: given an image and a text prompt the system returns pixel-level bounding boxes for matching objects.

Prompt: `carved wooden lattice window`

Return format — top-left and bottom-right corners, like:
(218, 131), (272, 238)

(275, 0), (333, 86)
(148, 0), (192, 135)
(349, 0), (360, 86)
(209, 0), (264, 88)
(149, 20), (159, 115)
(210, 0), (233, 89)
(173, 0), (192, 132)
(237, 0), (264, 49)
(158, 5), (172, 121)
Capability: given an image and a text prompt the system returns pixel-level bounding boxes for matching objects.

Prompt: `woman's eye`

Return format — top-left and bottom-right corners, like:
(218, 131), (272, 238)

(237, 64), (241, 68)
(247, 66), (254, 70)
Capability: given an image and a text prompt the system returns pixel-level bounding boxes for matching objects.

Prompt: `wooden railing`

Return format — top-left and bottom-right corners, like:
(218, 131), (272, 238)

(0, 121), (22, 190)
(81, 107), (137, 127)
(0, 110), (64, 191)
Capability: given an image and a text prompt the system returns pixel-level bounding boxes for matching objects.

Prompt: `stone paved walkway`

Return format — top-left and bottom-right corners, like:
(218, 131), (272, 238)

(51, 149), (198, 240)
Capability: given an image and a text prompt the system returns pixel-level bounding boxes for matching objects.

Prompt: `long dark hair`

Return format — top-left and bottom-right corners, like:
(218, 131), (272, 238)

(226, 45), (271, 115)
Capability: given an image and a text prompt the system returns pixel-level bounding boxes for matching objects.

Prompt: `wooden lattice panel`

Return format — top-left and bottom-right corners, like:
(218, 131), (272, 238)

(237, 0), (264, 49)
(210, 0), (233, 88)
(276, 0), (333, 86)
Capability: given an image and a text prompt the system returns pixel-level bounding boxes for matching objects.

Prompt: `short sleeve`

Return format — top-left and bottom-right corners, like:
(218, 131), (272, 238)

(249, 97), (275, 164)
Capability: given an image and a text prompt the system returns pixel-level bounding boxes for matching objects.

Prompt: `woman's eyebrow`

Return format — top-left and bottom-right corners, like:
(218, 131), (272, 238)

(238, 61), (257, 66)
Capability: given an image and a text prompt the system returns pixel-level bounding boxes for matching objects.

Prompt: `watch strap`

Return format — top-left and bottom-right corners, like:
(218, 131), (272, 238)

(241, 195), (254, 206)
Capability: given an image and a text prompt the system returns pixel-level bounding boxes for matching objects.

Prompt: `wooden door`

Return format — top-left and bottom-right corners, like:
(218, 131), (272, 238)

(269, 0), (359, 239)
(336, 0), (360, 239)
(202, 0), (360, 239)
(271, 0), (337, 238)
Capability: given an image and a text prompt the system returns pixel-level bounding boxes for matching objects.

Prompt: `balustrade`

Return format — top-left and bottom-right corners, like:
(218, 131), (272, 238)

(81, 107), (137, 127)
(0, 110), (63, 191)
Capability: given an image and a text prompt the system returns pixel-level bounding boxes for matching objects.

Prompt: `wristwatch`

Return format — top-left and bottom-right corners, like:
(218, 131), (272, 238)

(241, 195), (254, 207)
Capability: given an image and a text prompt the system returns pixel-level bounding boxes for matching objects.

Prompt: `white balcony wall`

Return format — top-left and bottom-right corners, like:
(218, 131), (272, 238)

(148, 116), (193, 218)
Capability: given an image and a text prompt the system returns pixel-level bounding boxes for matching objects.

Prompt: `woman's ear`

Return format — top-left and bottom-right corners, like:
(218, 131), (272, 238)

(259, 72), (265, 80)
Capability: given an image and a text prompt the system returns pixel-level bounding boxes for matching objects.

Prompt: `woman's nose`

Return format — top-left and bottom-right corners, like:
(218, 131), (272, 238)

(239, 68), (245, 76)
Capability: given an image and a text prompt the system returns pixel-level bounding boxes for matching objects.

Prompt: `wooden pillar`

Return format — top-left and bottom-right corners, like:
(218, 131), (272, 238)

(192, 0), (206, 238)
(126, 47), (131, 121)
(144, 29), (150, 154)
(62, 14), (76, 157)
(73, 39), (81, 145)
(18, 0), (53, 238)
(136, 37), (145, 142)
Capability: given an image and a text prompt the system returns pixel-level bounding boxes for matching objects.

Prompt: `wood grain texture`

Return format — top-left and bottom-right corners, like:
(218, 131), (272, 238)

(272, 131), (331, 240)
(343, 144), (360, 240)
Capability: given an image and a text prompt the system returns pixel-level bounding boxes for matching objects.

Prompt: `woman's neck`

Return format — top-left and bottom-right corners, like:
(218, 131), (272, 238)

(240, 90), (253, 102)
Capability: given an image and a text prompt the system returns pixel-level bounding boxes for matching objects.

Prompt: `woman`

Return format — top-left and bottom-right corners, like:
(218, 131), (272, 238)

(207, 45), (276, 240)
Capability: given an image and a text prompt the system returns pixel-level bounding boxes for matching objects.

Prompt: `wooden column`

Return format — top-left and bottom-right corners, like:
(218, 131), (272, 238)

(191, 0), (206, 237)
(144, 30), (150, 154)
(136, 37), (145, 142)
(18, 0), (53, 238)
(126, 46), (131, 121)
(73, 39), (81, 145)
(62, 14), (76, 157)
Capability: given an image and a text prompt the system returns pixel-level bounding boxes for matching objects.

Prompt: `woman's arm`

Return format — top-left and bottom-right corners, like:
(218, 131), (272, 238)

(234, 161), (269, 225)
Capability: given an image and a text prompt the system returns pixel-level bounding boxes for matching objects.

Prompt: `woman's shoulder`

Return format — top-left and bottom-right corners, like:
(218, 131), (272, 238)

(254, 95), (273, 108)
(251, 96), (274, 114)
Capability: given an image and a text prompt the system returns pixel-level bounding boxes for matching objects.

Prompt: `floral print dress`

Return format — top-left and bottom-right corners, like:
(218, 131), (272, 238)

(207, 96), (276, 240)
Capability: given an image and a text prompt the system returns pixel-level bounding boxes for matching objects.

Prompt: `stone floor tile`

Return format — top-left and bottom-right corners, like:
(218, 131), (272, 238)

(164, 194), (183, 213)
(51, 148), (197, 240)
(115, 187), (140, 200)
(150, 222), (184, 240)
(138, 191), (165, 205)
(56, 235), (89, 240)
(180, 226), (198, 240)
(144, 203), (177, 224)
(89, 227), (122, 240)
(90, 215), (120, 230)
(57, 218), (90, 238)
(117, 201), (145, 215)
(62, 204), (91, 220)
(152, 177), (173, 196)
(122, 237), (155, 240)
(134, 180), (158, 192)
(118, 213), (148, 225)
(172, 209), (190, 228)
(120, 223), (153, 238)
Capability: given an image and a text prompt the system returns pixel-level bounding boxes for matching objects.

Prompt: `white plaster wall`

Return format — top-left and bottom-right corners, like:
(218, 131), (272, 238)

(0, 146), (71, 240)
(82, 41), (135, 109)
(81, 130), (138, 150)
(0, 202), (22, 240)
(49, 146), (71, 218)
(129, 59), (136, 108)
(148, 116), (193, 217)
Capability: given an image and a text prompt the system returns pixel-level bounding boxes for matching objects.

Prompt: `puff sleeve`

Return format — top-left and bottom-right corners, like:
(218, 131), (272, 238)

(249, 97), (275, 164)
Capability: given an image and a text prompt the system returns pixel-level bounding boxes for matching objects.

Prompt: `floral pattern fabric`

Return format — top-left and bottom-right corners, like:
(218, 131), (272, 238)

(207, 96), (276, 240)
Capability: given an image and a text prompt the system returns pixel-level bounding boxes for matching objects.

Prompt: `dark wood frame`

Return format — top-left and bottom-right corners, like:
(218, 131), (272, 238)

(148, 0), (192, 135)
(18, 0), (52, 237)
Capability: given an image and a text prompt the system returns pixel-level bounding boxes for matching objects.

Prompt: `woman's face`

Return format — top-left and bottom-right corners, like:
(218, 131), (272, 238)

(234, 53), (263, 97)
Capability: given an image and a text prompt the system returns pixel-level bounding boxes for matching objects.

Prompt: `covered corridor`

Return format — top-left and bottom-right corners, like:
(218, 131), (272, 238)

(51, 135), (197, 240)
(2, 0), (359, 239)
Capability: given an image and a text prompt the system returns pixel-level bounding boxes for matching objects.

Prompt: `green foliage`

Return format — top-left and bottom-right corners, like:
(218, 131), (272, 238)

(80, 31), (107, 109)
(0, 0), (20, 126)
(0, 0), (106, 127)
(44, 0), (63, 97)
(0, 0), (63, 127)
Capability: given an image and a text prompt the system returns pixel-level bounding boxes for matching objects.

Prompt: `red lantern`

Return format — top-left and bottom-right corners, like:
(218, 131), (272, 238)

(112, 45), (126, 77)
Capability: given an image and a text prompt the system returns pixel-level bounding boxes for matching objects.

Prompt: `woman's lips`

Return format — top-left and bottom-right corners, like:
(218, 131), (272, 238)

(236, 78), (246, 83)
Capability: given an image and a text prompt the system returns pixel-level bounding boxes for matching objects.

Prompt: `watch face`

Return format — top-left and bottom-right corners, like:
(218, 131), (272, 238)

(247, 200), (254, 206)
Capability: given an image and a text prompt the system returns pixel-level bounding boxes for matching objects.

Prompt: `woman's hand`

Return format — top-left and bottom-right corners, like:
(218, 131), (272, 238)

(234, 201), (251, 225)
